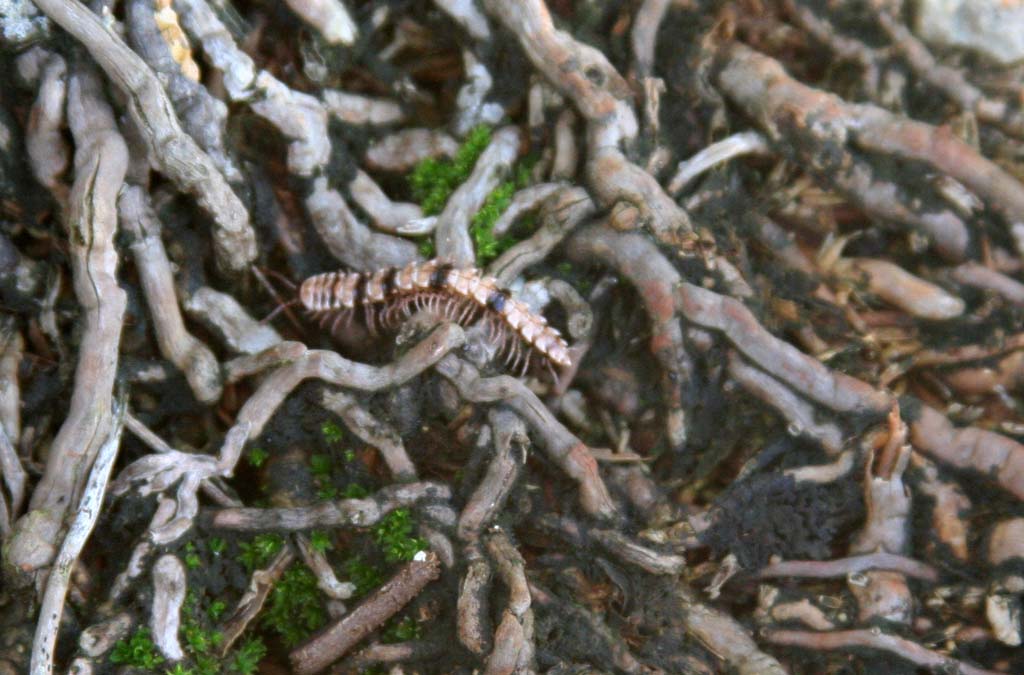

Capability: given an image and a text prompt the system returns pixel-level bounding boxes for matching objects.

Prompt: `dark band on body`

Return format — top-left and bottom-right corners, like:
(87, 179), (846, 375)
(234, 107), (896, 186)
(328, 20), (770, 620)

(486, 289), (510, 312)
(431, 263), (454, 289)
(354, 273), (367, 306)
(382, 267), (398, 295)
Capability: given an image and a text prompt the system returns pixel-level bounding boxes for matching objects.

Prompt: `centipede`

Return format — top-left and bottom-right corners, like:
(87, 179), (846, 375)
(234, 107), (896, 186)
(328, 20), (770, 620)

(292, 259), (572, 373)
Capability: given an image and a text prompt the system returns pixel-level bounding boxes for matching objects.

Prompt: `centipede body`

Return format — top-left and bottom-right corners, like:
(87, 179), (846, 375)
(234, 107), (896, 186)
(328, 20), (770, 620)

(297, 259), (572, 370)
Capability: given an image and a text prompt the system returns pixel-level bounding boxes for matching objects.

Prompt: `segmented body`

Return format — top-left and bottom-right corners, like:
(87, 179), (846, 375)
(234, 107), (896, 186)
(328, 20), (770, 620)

(298, 259), (572, 369)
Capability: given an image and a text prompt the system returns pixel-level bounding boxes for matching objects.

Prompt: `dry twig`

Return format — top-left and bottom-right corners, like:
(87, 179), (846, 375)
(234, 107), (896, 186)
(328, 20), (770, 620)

(290, 552), (442, 674)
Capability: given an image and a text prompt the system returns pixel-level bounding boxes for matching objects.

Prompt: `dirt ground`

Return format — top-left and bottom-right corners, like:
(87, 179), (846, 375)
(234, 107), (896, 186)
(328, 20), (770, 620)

(3, 0), (1024, 673)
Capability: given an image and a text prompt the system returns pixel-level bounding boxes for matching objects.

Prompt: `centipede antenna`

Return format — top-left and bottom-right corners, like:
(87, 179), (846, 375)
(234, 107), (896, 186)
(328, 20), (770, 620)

(252, 265), (305, 335)
(261, 298), (299, 324)
(261, 266), (299, 291)
(252, 264), (286, 298)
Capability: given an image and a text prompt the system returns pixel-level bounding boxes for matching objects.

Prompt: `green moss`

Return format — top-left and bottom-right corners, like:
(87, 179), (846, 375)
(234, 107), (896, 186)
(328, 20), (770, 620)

(344, 556), (385, 597)
(208, 538), (226, 556)
(310, 452), (338, 500)
(309, 453), (332, 478)
(469, 162), (535, 266)
(409, 158), (448, 216)
(454, 125), (494, 176)
(406, 127), (543, 264)
(246, 447), (268, 468)
(470, 182), (517, 265)
(309, 530), (332, 553)
(179, 589), (219, 675)
(169, 592), (269, 675)
(316, 484), (339, 500)
(381, 615), (422, 643)
(238, 534), (284, 571)
(408, 125), (493, 215)
(182, 619), (222, 658)
(373, 508), (428, 564)
(207, 600), (227, 622)
(320, 421), (344, 444)
(418, 237), (436, 258)
(179, 594), (223, 669)
(184, 542), (202, 569)
(191, 653), (219, 675)
(341, 482), (369, 499)
(263, 564), (326, 646)
(110, 627), (164, 669)
(230, 637), (266, 675)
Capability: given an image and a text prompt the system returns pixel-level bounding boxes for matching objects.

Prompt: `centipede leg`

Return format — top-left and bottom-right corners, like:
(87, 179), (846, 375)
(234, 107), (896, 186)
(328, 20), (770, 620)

(457, 301), (477, 325)
(329, 309), (355, 337)
(545, 359), (559, 386)
(439, 297), (456, 321)
(364, 304), (378, 337)
(495, 324), (511, 365)
(383, 300), (402, 328)
(506, 337), (522, 370)
(510, 350), (523, 374)
(396, 297), (412, 322)
(446, 298), (462, 321)
(330, 311), (344, 335)
(518, 350), (531, 377)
